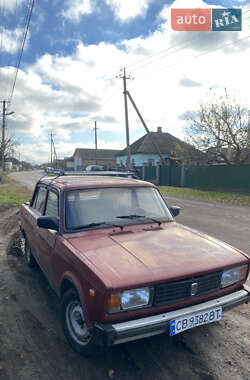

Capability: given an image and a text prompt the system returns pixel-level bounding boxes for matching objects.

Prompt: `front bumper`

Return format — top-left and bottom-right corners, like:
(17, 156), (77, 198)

(94, 286), (250, 346)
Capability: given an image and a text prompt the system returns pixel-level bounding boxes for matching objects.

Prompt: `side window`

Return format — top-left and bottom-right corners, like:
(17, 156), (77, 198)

(45, 191), (59, 217)
(33, 187), (47, 214)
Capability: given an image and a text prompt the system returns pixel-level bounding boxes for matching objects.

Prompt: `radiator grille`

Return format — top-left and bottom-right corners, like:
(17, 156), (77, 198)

(154, 271), (222, 307)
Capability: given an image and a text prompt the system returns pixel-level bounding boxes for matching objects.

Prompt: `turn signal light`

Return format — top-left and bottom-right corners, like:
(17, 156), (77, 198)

(108, 293), (121, 313)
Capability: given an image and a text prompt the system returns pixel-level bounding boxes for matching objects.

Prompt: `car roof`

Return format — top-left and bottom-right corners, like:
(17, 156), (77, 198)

(39, 175), (154, 191)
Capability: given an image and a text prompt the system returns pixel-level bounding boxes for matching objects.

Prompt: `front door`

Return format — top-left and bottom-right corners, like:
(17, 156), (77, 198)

(36, 189), (59, 286)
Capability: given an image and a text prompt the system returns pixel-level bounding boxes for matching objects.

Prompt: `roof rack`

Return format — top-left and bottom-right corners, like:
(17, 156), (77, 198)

(41, 169), (139, 180)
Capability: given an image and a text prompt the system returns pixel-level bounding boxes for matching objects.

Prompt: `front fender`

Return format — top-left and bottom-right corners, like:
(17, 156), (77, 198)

(60, 272), (92, 327)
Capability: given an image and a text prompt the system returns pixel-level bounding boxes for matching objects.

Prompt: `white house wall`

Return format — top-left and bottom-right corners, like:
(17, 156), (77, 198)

(74, 156), (82, 171)
(116, 153), (170, 167)
(66, 161), (74, 168)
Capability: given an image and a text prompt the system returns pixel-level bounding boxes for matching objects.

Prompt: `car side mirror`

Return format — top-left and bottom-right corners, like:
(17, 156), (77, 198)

(169, 206), (180, 218)
(37, 216), (59, 231)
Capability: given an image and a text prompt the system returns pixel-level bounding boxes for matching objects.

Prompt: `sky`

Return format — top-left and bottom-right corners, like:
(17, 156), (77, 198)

(0, 0), (250, 164)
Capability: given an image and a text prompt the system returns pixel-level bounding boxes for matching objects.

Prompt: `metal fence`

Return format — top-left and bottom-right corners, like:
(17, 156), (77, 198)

(135, 165), (250, 193)
(183, 165), (250, 192)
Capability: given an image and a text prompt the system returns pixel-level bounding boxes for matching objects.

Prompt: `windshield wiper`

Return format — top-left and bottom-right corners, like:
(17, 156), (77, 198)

(116, 214), (162, 226)
(73, 221), (123, 230)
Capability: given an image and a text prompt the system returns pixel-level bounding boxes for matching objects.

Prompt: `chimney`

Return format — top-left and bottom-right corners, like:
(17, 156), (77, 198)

(157, 127), (162, 133)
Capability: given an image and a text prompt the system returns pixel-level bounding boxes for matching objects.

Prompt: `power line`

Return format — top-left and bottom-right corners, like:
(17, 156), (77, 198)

(134, 32), (250, 79)
(93, 12), (250, 121)
(93, 121), (98, 164)
(126, 10), (250, 75)
(130, 36), (202, 74)
(7, 0), (35, 107)
(0, 0), (27, 100)
(86, 12), (250, 125)
(127, 33), (203, 72)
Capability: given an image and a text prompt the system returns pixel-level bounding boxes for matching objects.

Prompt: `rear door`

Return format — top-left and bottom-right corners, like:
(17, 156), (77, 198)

(25, 185), (47, 265)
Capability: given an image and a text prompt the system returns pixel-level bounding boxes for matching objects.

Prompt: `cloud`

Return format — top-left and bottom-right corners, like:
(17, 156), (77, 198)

(61, 0), (153, 23)
(179, 76), (202, 87)
(90, 115), (118, 123)
(19, 141), (80, 164)
(0, 27), (24, 54)
(105, 0), (152, 22)
(1, 0), (25, 14)
(61, 0), (95, 22)
(178, 111), (197, 120)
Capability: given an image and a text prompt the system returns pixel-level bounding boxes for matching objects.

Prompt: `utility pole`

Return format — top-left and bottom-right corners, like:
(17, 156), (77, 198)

(50, 132), (53, 168)
(19, 152), (21, 170)
(126, 91), (165, 165)
(247, 114), (250, 149)
(52, 139), (57, 168)
(94, 121), (98, 164)
(1, 100), (9, 183)
(118, 68), (132, 170)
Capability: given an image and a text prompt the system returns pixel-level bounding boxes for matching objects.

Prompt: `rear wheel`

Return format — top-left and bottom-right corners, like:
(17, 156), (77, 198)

(61, 288), (102, 356)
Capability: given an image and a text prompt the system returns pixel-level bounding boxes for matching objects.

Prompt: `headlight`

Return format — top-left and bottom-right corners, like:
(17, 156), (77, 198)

(221, 265), (248, 288)
(108, 287), (153, 313)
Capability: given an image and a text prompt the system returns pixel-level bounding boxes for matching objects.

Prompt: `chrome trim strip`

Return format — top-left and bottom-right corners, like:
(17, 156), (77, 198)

(112, 289), (249, 333)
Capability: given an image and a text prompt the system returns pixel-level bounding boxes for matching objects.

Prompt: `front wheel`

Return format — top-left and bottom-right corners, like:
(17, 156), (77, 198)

(61, 288), (102, 356)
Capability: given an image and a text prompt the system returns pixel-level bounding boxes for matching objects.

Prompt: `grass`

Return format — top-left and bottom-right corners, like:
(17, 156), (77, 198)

(0, 175), (11, 184)
(0, 181), (32, 206)
(159, 186), (250, 207)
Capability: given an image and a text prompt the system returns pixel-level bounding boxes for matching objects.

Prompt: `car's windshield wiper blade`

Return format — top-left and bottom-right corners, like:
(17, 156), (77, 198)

(73, 221), (123, 230)
(116, 214), (162, 226)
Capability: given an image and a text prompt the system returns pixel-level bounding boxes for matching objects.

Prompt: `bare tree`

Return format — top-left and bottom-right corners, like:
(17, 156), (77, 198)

(0, 135), (18, 162)
(174, 142), (208, 166)
(184, 89), (250, 165)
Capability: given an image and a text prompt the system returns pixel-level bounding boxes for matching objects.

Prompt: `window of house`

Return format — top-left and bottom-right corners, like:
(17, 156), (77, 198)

(148, 159), (155, 166)
(45, 191), (59, 217)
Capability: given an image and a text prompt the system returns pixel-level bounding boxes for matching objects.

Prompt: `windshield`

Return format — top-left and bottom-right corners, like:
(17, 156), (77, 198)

(65, 186), (173, 230)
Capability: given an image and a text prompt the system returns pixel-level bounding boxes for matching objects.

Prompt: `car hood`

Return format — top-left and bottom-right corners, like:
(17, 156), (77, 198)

(67, 223), (248, 289)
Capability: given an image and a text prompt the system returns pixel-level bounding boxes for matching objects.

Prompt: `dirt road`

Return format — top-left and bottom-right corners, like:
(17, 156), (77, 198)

(9, 170), (43, 191)
(0, 172), (249, 380)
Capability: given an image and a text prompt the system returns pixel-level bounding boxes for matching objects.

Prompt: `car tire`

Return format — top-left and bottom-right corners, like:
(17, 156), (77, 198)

(61, 288), (102, 356)
(24, 238), (38, 268)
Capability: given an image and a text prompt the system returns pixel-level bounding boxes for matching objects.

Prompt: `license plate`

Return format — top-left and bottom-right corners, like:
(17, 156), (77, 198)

(170, 306), (222, 336)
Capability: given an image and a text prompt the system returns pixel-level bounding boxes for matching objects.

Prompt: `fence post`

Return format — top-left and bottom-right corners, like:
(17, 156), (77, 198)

(142, 165), (146, 181)
(156, 165), (160, 185)
(180, 166), (185, 187)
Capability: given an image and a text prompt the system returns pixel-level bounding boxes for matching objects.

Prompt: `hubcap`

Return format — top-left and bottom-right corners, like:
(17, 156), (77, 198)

(66, 301), (91, 345)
